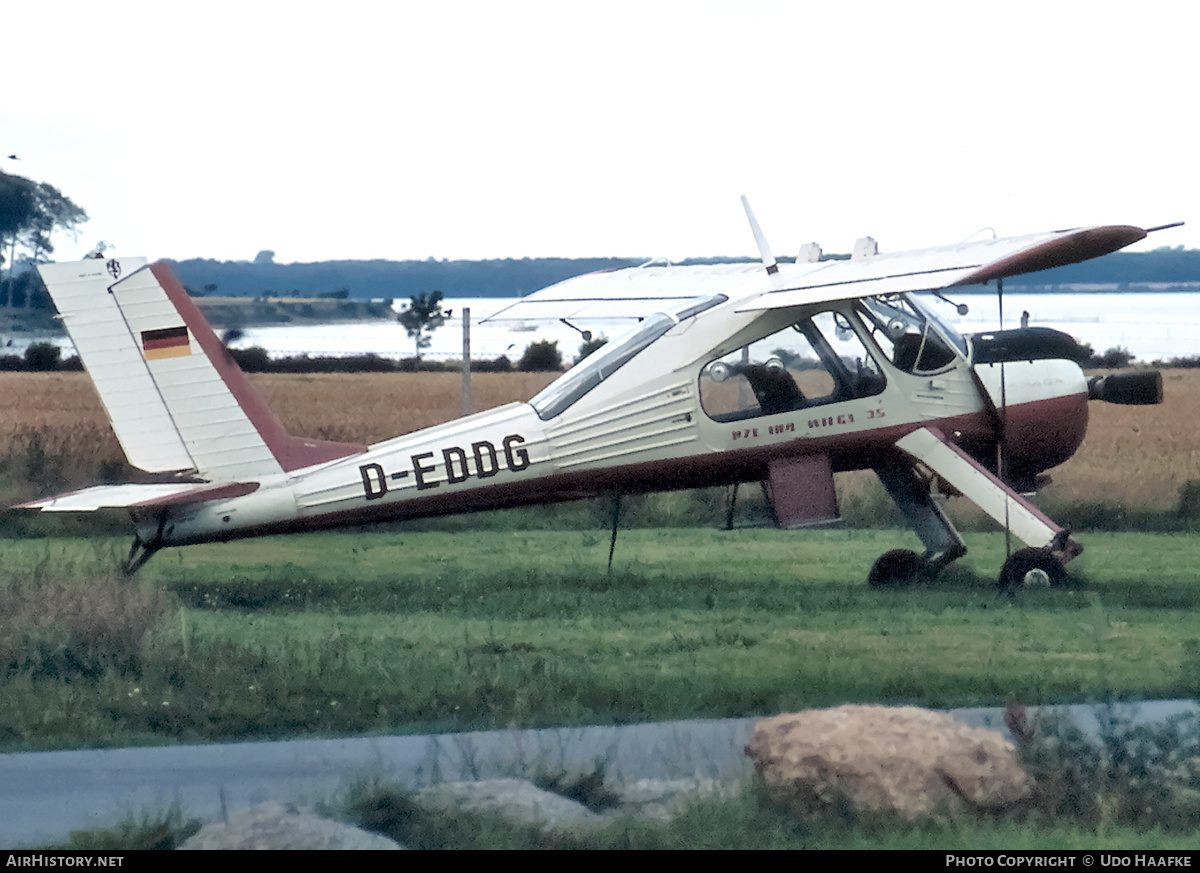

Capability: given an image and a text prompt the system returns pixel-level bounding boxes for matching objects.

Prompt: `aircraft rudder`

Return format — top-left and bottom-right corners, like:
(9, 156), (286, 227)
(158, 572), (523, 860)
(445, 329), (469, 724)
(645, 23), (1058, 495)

(36, 257), (196, 474)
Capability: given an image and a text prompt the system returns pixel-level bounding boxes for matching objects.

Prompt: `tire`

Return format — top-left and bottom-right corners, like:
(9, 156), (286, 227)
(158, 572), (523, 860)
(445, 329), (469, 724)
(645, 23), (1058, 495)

(868, 549), (924, 589)
(998, 547), (1065, 591)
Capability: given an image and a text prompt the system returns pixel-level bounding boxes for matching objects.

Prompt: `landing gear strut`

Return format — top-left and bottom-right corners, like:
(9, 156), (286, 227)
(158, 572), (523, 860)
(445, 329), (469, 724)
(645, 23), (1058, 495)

(120, 537), (160, 576)
(120, 509), (167, 576)
(869, 463), (968, 588)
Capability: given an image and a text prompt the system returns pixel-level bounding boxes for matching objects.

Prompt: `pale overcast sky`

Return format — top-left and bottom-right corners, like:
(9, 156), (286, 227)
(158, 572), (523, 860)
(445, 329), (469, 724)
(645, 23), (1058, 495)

(3, 0), (1195, 263)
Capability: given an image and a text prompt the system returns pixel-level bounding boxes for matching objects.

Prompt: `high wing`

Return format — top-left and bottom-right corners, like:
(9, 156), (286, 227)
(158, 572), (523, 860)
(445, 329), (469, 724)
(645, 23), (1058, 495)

(480, 263), (766, 324)
(737, 225), (1147, 312)
(481, 225), (1147, 324)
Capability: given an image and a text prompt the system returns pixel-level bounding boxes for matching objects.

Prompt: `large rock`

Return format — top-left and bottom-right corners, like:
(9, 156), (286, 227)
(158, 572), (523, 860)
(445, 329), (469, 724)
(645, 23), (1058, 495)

(744, 705), (1032, 820)
(417, 778), (606, 830)
(415, 777), (741, 832)
(178, 801), (403, 850)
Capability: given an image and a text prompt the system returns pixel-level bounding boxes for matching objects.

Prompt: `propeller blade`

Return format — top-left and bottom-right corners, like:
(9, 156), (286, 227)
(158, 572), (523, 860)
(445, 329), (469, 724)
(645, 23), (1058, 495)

(741, 196), (779, 276)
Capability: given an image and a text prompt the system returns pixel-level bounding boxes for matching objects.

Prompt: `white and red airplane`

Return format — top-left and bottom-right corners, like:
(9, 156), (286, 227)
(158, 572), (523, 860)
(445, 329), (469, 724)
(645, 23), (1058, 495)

(22, 203), (1168, 585)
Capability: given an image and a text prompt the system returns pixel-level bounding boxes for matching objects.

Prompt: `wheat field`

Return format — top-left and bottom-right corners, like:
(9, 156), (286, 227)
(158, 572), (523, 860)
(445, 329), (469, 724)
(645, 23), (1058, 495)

(2, 369), (1198, 511)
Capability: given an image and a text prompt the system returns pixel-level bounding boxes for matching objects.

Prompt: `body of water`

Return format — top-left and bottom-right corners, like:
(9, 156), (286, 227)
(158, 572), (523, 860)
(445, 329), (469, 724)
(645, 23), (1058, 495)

(6, 292), (1199, 365)
(207, 291), (1200, 365)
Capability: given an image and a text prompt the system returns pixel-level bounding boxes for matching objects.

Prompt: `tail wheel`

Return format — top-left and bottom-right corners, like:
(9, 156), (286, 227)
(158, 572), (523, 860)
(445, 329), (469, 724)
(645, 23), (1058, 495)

(868, 549), (925, 589)
(998, 547), (1065, 591)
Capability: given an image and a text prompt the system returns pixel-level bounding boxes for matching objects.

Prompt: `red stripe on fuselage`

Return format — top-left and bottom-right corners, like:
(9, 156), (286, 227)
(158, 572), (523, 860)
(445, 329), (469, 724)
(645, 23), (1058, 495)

(165, 392), (1087, 547)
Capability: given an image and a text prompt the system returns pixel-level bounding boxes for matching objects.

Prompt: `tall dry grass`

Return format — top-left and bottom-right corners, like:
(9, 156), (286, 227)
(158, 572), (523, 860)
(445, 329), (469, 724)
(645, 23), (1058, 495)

(0, 575), (171, 677)
(0, 371), (558, 505)
(1047, 369), (1200, 511)
(251, 371), (559, 444)
(3, 369), (1198, 511)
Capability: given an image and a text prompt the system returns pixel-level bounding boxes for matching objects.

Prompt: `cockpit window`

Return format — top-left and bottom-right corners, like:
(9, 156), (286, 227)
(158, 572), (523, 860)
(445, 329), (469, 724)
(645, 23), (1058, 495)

(699, 309), (886, 423)
(530, 294), (727, 420)
(857, 294), (964, 374)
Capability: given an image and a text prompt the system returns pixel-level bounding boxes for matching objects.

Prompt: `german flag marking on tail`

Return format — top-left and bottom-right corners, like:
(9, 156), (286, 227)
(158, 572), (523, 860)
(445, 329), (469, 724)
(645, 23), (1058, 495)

(142, 326), (190, 360)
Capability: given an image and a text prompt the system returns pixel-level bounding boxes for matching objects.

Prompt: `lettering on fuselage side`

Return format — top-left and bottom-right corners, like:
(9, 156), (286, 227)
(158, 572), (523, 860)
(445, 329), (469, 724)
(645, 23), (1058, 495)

(807, 413), (855, 430)
(473, 441), (499, 478)
(503, 434), (530, 471)
(443, 447), (470, 484)
(412, 451), (438, 490)
(732, 422), (800, 441)
(360, 463), (388, 500)
(358, 434), (530, 501)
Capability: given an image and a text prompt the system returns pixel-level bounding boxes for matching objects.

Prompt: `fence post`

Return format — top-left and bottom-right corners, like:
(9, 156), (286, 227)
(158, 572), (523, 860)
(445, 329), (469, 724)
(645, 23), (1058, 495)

(461, 307), (474, 417)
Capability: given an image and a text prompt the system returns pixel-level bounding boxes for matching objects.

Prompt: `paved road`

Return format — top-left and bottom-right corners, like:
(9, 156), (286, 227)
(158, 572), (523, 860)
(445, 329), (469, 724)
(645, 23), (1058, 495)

(2, 700), (1195, 848)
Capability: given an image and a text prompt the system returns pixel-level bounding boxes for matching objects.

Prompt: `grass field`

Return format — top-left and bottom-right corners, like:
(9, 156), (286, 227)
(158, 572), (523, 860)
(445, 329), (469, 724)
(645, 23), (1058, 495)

(4, 369), (1200, 847)
(2, 527), (1197, 754)
(3, 525), (1195, 849)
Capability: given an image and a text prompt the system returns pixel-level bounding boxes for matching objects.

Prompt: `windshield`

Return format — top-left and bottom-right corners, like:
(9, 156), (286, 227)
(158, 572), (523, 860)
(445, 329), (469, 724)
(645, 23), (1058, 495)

(857, 293), (965, 373)
(909, 294), (969, 356)
(530, 294), (727, 420)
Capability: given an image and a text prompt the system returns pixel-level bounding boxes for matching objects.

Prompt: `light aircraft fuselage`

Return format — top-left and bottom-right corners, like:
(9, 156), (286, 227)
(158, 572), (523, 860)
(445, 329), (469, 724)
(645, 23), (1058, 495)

(24, 215), (1167, 586)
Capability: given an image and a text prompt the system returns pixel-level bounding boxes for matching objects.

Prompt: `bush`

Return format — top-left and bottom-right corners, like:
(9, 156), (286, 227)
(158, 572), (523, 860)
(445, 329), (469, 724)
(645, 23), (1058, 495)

(1015, 707), (1200, 832)
(519, 340), (562, 372)
(1086, 346), (1134, 369)
(576, 336), (608, 363)
(24, 342), (62, 372)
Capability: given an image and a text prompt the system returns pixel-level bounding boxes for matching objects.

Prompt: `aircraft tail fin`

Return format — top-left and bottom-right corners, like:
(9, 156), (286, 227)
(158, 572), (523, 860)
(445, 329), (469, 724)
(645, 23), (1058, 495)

(37, 258), (365, 482)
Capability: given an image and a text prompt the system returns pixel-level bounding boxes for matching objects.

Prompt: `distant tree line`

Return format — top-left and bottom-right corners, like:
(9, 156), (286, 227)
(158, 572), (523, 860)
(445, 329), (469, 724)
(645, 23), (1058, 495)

(8, 336), (1197, 375)
(168, 255), (764, 300)
(225, 349), (521, 374)
(224, 338), (577, 374)
(164, 247), (1200, 301)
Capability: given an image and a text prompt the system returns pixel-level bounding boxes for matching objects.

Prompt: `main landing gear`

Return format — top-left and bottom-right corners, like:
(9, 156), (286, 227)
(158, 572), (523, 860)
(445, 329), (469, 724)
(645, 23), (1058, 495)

(995, 530), (1075, 592)
(867, 463), (1072, 590)
(867, 542), (1069, 590)
(120, 510), (167, 576)
(867, 545), (966, 588)
(120, 537), (161, 576)
(868, 463), (969, 589)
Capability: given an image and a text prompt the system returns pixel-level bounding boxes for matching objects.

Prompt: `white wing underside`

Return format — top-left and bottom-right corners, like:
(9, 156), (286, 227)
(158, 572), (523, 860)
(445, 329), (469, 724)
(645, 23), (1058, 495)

(481, 263), (761, 324)
(481, 226), (1146, 323)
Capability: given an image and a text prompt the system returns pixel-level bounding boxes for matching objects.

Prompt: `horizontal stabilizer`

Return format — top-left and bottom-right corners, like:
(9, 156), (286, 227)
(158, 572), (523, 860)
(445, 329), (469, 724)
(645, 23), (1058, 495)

(894, 427), (1076, 556)
(17, 481), (259, 513)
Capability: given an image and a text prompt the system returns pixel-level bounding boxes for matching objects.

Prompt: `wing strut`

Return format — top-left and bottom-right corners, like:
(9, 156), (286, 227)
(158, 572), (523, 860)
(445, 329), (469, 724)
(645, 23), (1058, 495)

(895, 427), (1082, 561)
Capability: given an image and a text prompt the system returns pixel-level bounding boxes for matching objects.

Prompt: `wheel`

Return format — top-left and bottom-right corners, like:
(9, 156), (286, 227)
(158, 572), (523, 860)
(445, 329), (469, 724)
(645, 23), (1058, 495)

(998, 547), (1065, 591)
(868, 549), (924, 589)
